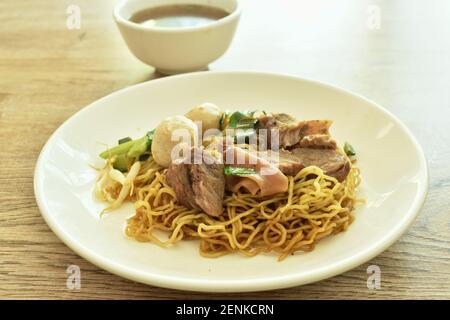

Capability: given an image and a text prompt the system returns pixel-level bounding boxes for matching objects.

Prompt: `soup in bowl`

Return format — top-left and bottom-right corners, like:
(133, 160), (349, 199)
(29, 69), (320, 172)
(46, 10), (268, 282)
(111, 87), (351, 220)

(114, 0), (241, 74)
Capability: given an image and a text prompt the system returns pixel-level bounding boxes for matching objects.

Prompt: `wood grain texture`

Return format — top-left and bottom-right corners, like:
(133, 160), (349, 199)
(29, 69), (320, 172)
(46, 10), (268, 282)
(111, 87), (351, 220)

(0, 0), (449, 299)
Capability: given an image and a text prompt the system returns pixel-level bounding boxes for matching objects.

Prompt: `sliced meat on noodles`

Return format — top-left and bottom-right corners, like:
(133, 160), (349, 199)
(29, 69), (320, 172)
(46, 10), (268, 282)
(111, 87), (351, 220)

(258, 113), (335, 149)
(225, 176), (261, 196)
(190, 158), (225, 217)
(288, 148), (351, 182)
(166, 147), (225, 217)
(224, 146), (288, 196)
(293, 134), (337, 149)
(165, 160), (199, 210)
(259, 148), (351, 182)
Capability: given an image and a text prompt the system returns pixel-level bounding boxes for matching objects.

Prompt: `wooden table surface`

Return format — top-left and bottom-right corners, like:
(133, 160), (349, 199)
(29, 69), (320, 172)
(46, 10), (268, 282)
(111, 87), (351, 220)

(1, 0), (449, 299)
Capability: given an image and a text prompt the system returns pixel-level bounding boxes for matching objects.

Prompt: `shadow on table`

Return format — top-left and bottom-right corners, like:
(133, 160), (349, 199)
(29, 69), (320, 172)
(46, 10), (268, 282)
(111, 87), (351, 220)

(135, 66), (211, 83)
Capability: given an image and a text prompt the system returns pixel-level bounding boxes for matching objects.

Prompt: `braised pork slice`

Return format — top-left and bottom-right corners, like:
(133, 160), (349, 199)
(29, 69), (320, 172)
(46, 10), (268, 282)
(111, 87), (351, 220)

(166, 148), (225, 217)
(190, 160), (225, 217)
(260, 148), (351, 182)
(294, 134), (337, 149)
(166, 162), (199, 210)
(224, 146), (289, 197)
(258, 113), (336, 149)
(287, 148), (350, 181)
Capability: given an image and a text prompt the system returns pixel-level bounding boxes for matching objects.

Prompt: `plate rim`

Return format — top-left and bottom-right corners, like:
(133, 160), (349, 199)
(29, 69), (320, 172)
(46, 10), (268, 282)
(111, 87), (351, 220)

(33, 70), (429, 292)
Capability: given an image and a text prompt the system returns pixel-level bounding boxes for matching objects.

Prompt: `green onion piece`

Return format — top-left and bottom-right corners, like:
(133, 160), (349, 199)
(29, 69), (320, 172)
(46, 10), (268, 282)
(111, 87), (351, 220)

(113, 154), (129, 172)
(224, 166), (257, 176)
(227, 111), (258, 129)
(145, 130), (155, 149)
(118, 137), (132, 144)
(139, 153), (151, 161)
(219, 110), (230, 130)
(99, 140), (135, 159)
(344, 142), (356, 156)
(100, 130), (155, 160)
(128, 136), (148, 158)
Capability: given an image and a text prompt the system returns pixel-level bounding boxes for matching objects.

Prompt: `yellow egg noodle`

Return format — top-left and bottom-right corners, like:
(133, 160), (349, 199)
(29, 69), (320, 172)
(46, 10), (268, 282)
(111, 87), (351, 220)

(97, 158), (361, 260)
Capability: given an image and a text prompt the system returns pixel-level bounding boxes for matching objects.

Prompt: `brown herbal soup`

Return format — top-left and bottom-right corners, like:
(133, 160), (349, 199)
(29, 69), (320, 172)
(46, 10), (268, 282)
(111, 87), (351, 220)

(130, 4), (230, 28)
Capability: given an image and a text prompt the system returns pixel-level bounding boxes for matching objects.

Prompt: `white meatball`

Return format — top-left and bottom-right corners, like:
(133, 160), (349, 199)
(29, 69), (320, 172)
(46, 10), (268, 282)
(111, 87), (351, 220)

(151, 115), (198, 167)
(185, 103), (223, 133)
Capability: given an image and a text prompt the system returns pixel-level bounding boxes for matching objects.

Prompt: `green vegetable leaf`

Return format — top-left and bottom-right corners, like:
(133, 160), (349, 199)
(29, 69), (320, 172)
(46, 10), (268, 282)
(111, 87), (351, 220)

(118, 137), (132, 144)
(219, 110), (230, 130)
(112, 154), (129, 172)
(138, 153), (151, 161)
(219, 111), (259, 143)
(227, 111), (258, 130)
(99, 140), (135, 159)
(344, 142), (356, 156)
(145, 130), (154, 149)
(224, 166), (257, 176)
(99, 130), (155, 160)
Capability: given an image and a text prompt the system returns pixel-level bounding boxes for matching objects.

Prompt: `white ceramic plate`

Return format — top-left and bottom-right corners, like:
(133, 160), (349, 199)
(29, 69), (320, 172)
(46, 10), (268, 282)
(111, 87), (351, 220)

(34, 71), (428, 292)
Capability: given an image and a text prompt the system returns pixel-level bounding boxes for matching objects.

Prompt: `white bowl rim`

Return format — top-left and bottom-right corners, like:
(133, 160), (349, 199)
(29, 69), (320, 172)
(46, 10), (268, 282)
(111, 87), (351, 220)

(113, 0), (242, 33)
(34, 71), (429, 292)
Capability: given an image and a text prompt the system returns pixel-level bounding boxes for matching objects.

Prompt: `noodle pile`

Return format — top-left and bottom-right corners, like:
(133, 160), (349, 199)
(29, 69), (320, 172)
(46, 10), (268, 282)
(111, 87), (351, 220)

(99, 158), (361, 260)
